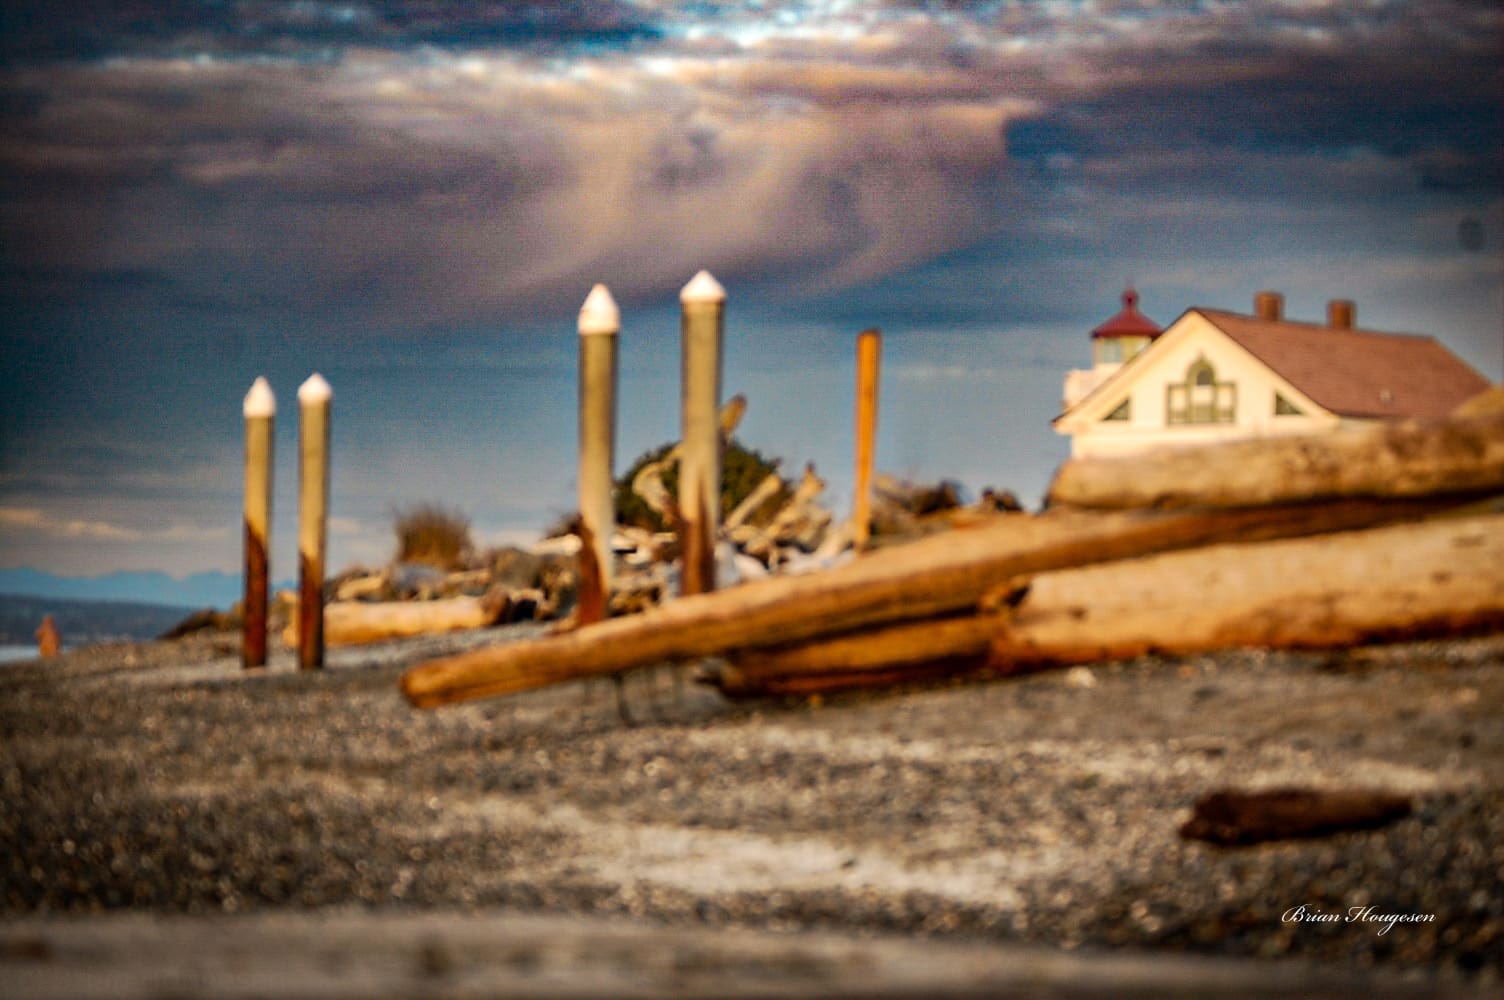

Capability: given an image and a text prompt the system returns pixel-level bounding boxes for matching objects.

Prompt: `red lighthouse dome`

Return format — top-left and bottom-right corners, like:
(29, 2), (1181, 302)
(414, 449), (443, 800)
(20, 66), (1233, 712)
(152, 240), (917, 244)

(1090, 288), (1161, 366)
(1092, 288), (1162, 340)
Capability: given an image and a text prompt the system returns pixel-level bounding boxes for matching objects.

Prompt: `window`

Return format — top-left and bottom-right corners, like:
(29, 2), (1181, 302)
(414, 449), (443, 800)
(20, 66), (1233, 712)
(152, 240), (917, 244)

(1094, 336), (1151, 366)
(1102, 398), (1131, 421)
(1274, 393), (1304, 416)
(1167, 358), (1236, 425)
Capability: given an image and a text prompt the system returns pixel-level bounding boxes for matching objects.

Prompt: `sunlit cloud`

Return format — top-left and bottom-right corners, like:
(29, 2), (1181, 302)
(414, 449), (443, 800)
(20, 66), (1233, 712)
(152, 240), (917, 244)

(0, 507), (141, 541)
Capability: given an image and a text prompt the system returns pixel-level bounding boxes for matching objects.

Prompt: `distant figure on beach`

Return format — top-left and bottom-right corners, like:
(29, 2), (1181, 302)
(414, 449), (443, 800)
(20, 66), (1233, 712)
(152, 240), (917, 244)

(36, 615), (61, 658)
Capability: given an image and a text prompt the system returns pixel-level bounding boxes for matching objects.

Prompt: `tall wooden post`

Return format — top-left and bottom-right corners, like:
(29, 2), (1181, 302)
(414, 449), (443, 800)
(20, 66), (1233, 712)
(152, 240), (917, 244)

(679, 270), (726, 596)
(242, 376), (275, 669)
(577, 284), (620, 625)
(297, 373), (332, 671)
(852, 328), (882, 550)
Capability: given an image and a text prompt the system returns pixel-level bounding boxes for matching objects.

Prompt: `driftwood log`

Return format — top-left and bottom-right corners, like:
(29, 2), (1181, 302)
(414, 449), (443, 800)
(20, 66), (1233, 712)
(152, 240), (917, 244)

(711, 614), (995, 698)
(985, 512), (1504, 665)
(711, 512), (1504, 697)
(285, 595), (508, 649)
(400, 497), (1455, 708)
(1047, 411), (1504, 510)
(1453, 384), (1504, 419)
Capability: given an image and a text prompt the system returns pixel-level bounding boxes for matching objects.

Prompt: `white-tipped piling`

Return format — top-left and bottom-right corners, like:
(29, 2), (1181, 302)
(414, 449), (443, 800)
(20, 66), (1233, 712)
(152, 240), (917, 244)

(578, 283), (621, 336)
(577, 284), (620, 624)
(680, 269), (726, 304)
(678, 270), (726, 595)
(242, 377), (275, 669)
(297, 373), (332, 671)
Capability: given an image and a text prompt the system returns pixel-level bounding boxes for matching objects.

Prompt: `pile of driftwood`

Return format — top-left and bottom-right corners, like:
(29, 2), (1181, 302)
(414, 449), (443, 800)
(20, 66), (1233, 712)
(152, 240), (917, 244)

(298, 394), (1012, 650)
(401, 390), (1504, 708)
(602, 395), (1014, 612)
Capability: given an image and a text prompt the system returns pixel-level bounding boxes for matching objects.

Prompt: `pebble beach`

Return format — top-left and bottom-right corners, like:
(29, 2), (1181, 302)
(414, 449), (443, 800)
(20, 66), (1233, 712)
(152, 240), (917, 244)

(2, 626), (1501, 996)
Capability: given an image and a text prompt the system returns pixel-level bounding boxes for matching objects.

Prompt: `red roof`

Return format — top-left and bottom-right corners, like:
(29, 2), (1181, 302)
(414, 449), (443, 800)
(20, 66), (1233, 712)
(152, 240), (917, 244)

(1092, 288), (1163, 340)
(1199, 310), (1492, 419)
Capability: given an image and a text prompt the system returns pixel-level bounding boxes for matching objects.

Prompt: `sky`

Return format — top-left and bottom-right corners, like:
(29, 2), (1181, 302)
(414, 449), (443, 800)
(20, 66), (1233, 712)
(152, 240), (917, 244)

(1, 0), (1500, 585)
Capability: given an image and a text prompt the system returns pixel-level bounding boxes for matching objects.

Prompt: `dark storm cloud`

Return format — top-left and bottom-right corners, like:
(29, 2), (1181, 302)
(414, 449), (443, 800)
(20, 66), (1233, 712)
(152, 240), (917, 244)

(0, 1), (658, 65)
(1, 0), (1497, 334)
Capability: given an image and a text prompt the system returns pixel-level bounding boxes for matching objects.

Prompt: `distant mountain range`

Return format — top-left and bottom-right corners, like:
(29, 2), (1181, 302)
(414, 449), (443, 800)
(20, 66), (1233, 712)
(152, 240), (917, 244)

(0, 567), (246, 610)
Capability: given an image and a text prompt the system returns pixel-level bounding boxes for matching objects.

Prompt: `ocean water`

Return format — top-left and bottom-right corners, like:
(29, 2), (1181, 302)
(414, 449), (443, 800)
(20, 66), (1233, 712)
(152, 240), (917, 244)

(0, 644), (40, 664)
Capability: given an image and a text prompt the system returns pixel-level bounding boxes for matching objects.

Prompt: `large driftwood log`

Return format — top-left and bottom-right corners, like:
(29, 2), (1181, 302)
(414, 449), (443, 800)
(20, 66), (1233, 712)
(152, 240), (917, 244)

(285, 595), (507, 649)
(986, 513), (1504, 666)
(401, 497), (1453, 708)
(1047, 411), (1504, 511)
(710, 512), (1504, 697)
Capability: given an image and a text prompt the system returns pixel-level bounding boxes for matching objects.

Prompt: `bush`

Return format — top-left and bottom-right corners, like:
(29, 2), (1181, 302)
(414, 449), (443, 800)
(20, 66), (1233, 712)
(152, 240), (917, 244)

(392, 503), (473, 570)
(613, 438), (788, 532)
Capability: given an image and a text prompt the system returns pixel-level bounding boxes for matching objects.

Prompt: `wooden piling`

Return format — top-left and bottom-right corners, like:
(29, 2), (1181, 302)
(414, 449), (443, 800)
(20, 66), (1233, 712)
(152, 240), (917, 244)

(852, 328), (881, 549)
(297, 373), (332, 671)
(242, 377), (275, 669)
(679, 270), (726, 596)
(577, 284), (620, 624)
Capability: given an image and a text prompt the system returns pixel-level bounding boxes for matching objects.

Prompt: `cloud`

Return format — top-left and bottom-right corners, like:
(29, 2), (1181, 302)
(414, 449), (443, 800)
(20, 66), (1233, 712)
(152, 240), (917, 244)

(1, 50), (1029, 329)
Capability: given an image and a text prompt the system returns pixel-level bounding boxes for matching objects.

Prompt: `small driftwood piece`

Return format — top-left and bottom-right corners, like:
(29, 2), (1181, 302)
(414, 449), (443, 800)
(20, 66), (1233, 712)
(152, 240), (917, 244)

(713, 614), (996, 698)
(631, 394), (750, 527)
(761, 463), (831, 551)
(285, 594), (507, 649)
(986, 513), (1504, 667)
(724, 471), (784, 533)
(401, 497), (1450, 708)
(1180, 788), (1413, 845)
(1047, 411), (1504, 511)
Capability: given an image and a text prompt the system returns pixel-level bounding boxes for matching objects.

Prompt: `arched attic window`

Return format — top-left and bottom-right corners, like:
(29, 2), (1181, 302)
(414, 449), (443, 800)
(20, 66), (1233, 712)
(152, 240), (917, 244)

(1167, 357), (1236, 425)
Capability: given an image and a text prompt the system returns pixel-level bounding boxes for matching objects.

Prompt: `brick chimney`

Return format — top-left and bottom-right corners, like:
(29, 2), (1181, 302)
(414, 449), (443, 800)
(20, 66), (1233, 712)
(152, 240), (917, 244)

(1327, 299), (1355, 329)
(1254, 290), (1284, 321)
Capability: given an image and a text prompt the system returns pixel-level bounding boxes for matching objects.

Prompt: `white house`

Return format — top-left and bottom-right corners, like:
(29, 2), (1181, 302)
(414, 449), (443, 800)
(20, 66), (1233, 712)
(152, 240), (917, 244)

(1055, 290), (1493, 458)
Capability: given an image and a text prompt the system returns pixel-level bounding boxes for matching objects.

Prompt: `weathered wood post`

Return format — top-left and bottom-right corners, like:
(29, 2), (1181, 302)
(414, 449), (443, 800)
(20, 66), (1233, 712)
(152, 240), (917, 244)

(242, 376), (275, 669)
(679, 270), (726, 596)
(852, 328), (882, 550)
(577, 283), (620, 625)
(35, 614), (61, 659)
(297, 373), (332, 671)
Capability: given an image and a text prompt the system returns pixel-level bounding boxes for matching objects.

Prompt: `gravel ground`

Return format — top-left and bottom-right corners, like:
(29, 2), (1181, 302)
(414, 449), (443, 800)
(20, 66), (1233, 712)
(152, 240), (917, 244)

(2, 626), (1502, 995)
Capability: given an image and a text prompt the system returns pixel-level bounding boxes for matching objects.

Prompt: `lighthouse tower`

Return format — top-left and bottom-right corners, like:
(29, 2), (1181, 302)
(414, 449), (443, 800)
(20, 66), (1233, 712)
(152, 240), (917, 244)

(1062, 287), (1163, 409)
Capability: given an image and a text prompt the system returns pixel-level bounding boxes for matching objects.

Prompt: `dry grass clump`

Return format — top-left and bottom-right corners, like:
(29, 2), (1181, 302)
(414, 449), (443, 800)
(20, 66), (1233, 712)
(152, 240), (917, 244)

(392, 503), (473, 570)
